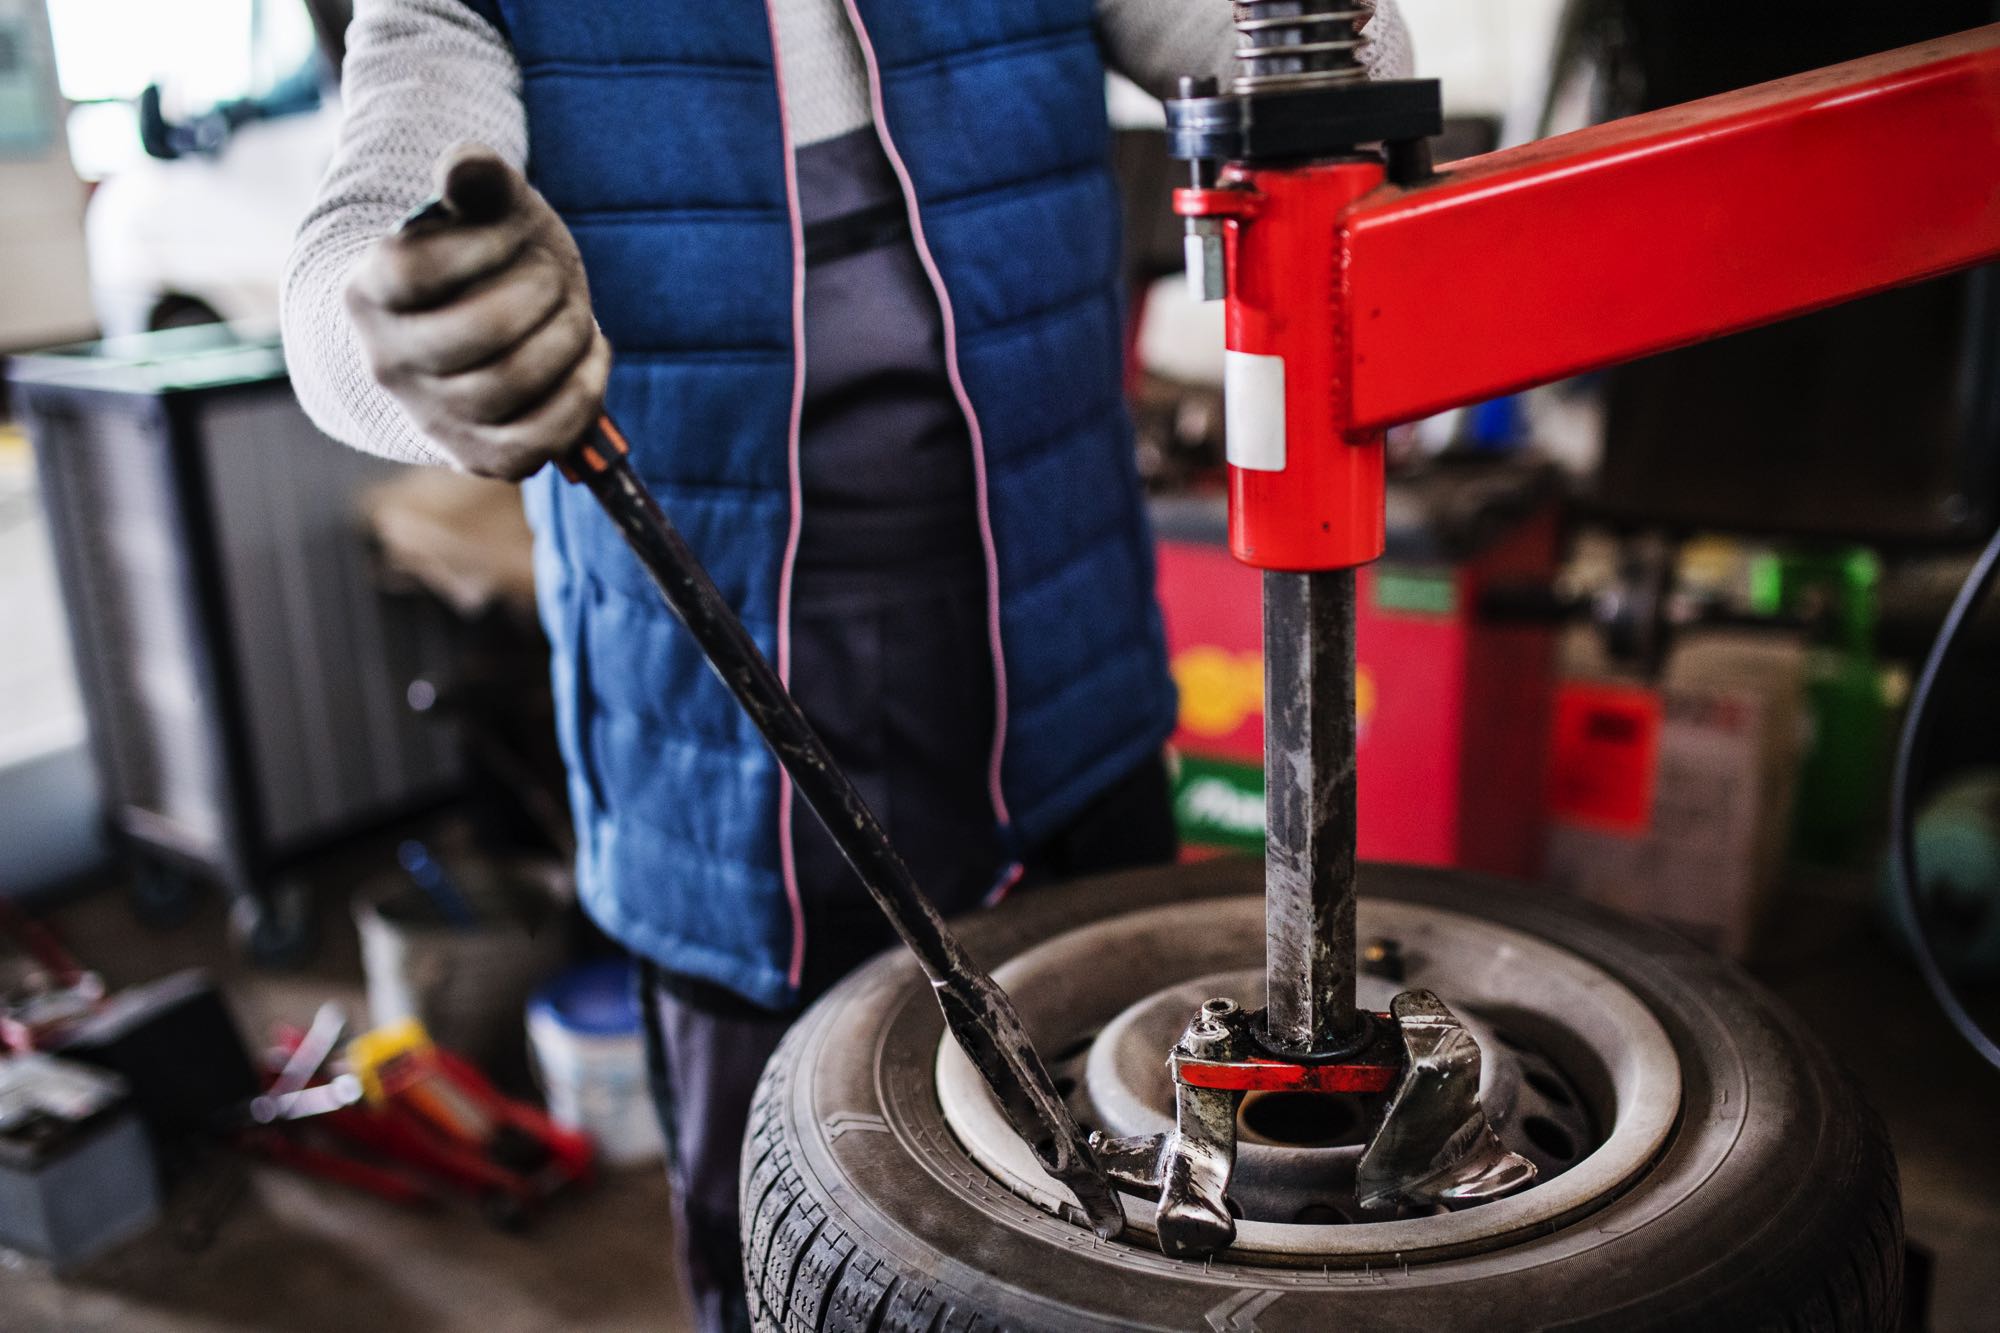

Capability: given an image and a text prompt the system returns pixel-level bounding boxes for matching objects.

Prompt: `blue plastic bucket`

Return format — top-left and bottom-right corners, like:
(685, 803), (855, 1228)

(527, 960), (663, 1166)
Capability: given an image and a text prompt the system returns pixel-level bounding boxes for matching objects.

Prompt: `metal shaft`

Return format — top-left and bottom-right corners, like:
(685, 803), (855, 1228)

(1262, 568), (1361, 1054)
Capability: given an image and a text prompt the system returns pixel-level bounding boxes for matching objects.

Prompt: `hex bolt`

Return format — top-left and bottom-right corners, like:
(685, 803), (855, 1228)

(1182, 1001), (1240, 1060)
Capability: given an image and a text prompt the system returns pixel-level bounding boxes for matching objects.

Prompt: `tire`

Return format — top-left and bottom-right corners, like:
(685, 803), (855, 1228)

(742, 861), (1901, 1332)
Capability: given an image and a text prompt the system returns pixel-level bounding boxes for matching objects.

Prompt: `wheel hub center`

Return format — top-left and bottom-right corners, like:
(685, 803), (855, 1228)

(934, 893), (1682, 1265)
(1082, 967), (1555, 1224)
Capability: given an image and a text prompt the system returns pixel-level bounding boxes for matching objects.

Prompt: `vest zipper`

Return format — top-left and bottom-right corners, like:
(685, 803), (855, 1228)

(838, 0), (1019, 879)
(762, 0), (813, 992)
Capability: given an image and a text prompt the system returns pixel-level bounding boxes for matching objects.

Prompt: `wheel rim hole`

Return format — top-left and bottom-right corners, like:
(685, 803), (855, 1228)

(1522, 1114), (1576, 1162)
(1050, 1032), (1099, 1064)
(1239, 1092), (1368, 1148)
(1292, 1202), (1351, 1225)
(1523, 1068), (1572, 1107)
(1054, 1076), (1077, 1098)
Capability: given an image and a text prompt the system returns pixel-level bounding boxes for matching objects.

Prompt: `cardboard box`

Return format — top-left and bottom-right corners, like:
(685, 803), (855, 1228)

(1546, 632), (1808, 957)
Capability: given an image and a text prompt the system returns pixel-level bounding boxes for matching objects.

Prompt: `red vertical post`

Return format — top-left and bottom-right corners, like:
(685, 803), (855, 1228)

(1221, 159), (1387, 573)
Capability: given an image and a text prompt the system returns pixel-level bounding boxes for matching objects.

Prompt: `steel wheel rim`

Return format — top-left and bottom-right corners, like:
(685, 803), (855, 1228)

(935, 894), (1681, 1265)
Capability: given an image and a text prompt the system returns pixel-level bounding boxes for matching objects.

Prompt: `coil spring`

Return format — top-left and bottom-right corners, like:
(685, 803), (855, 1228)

(1230, 0), (1370, 95)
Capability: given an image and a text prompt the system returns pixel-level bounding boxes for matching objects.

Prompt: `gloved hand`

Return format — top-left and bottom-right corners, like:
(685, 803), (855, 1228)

(345, 144), (610, 479)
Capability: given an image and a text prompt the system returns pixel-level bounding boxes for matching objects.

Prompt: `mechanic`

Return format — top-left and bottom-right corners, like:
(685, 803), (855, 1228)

(281, 2), (1410, 1327)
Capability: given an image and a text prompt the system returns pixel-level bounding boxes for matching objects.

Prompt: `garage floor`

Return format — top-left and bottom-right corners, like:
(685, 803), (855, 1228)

(0, 883), (690, 1333)
(0, 875), (1993, 1332)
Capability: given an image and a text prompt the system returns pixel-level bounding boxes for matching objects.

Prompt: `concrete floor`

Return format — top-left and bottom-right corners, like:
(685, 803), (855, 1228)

(7, 1166), (684, 1333)
(0, 876), (1994, 1331)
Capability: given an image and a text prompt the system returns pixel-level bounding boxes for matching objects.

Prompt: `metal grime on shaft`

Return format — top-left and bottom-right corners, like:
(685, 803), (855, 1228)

(1262, 568), (1363, 1055)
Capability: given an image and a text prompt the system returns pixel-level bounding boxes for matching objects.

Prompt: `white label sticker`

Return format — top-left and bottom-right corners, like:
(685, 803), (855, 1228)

(1224, 350), (1286, 472)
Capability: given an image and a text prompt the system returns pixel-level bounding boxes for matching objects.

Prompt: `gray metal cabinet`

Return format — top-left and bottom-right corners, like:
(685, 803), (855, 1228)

(9, 328), (458, 953)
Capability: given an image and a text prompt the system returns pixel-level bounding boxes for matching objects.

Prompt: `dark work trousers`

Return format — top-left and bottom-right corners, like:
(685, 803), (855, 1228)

(639, 564), (1178, 1333)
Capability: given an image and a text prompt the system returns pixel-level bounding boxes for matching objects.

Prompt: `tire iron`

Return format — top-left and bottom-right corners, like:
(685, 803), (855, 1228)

(393, 192), (1122, 1241)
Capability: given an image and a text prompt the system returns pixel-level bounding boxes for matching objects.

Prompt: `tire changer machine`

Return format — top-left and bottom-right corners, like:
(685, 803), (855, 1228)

(520, 5), (2000, 1261)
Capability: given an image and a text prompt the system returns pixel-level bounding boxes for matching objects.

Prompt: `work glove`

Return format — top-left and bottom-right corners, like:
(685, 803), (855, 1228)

(345, 145), (611, 480)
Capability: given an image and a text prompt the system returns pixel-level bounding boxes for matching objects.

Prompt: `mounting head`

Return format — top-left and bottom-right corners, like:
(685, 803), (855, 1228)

(1166, 79), (1443, 168)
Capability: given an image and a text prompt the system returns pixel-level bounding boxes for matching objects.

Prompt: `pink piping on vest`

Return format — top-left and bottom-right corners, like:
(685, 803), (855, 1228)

(763, 0), (812, 991)
(840, 0), (1015, 836)
(982, 860), (1026, 909)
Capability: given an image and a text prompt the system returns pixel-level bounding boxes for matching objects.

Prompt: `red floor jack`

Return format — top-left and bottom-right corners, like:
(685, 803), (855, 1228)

(243, 1006), (593, 1229)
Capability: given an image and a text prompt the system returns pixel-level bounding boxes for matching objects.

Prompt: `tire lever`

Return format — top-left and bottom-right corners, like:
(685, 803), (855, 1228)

(560, 419), (1127, 1240)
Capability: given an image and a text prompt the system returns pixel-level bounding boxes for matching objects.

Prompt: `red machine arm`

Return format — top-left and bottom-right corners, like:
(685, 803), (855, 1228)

(1341, 24), (2000, 433)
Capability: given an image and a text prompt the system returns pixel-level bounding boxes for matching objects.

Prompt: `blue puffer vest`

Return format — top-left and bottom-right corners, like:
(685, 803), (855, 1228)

(456, 0), (1177, 1008)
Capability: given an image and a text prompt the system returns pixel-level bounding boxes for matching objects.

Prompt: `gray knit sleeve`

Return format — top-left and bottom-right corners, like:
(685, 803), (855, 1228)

(1097, 0), (1414, 101)
(279, 0), (528, 466)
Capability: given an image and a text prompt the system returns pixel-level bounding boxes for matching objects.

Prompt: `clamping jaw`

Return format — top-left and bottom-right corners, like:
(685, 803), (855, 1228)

(1091, 990), (1533, 1257)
